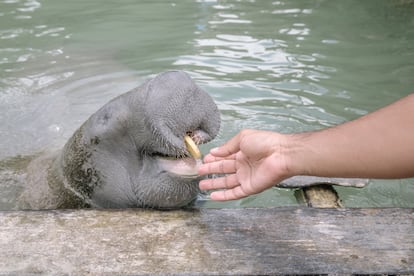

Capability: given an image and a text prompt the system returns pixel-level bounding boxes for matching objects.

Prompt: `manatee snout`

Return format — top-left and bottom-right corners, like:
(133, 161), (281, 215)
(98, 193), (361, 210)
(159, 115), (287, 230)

(139, 71), (220, 159)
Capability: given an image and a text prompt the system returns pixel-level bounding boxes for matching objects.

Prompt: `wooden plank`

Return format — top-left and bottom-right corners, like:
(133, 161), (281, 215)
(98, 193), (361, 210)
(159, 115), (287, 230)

(0, 207), (413, 275)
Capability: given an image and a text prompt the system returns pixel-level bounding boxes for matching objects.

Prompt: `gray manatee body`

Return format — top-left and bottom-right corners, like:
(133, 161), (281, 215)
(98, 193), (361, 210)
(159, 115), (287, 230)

(21, 71), (220, 209)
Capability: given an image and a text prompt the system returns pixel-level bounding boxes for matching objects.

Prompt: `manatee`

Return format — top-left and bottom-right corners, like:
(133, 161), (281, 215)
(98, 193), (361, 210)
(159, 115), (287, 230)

(20, 71), (221, 210)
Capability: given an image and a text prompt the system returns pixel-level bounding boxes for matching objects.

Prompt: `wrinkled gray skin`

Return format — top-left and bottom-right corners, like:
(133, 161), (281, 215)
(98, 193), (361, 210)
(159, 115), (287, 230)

(22, 71), (220, 210)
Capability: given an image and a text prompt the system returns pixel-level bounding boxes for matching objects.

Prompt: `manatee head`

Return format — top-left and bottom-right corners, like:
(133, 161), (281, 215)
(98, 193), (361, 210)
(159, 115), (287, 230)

(60, 71), (220, 209)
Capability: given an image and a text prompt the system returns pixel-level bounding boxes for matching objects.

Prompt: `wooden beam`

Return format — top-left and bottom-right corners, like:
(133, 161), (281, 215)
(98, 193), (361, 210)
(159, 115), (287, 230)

(0, 207), (413, 275)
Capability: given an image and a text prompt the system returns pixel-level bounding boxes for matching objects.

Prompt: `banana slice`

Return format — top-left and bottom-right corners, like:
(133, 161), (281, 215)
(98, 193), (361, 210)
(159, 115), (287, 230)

(184, 135), (201, 159)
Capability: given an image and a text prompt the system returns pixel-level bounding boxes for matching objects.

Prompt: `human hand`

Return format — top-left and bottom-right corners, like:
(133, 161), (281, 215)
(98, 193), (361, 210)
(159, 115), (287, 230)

(198, 129), (293, 201)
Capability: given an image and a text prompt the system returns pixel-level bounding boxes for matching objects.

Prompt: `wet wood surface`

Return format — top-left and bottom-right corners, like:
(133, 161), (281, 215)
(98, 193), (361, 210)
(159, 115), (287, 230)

(0, 207), (413, 275)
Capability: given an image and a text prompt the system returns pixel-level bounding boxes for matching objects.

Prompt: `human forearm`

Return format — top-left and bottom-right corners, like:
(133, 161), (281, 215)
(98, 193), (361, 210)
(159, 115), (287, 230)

(198, 94), (414, 201)
(286, 93), (414, 179)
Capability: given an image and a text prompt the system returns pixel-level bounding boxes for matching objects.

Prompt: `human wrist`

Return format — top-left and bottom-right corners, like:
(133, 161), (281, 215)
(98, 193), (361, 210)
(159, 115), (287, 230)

(279, 132), (314, 178)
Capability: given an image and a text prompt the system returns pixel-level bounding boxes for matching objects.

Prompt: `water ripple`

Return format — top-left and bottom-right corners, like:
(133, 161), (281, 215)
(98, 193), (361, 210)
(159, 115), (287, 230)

(1, 0), (413, 209)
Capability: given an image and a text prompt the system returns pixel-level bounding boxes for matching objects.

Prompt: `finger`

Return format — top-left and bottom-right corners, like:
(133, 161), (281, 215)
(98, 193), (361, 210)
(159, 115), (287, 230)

(199, 174), (239, 190)
(203, 153), (237, 163)
(210, 186), (249, 201)
(198, 159), (237, 176)
(203, 153), (223, 163)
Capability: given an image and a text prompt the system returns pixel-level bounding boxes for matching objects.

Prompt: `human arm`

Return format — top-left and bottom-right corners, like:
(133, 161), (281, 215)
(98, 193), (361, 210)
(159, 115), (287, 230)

(198, 93), (414, 201)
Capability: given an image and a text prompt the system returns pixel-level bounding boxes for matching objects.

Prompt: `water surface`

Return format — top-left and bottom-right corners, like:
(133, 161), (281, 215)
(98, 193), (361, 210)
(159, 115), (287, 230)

(1, 0), (413, 209)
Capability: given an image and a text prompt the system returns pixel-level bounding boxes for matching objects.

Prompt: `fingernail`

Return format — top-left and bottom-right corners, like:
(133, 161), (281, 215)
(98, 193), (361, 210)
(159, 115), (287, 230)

(210, 147), (220, 154)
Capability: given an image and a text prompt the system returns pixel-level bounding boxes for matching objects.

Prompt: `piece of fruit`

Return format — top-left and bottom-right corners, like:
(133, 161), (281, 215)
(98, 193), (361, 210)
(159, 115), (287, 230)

(184, 135), (201, 159)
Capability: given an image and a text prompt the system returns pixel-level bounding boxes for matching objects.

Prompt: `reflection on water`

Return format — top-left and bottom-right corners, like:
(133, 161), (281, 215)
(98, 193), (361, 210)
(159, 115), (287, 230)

(0, 0), (413, 209)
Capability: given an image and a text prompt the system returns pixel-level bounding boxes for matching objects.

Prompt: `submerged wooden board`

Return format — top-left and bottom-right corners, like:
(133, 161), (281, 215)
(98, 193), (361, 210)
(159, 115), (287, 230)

(0, 207), (413, 275)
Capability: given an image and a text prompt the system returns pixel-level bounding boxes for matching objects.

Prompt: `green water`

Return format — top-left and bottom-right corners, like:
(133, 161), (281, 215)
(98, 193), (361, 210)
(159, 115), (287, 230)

(0, 0), (413, 209)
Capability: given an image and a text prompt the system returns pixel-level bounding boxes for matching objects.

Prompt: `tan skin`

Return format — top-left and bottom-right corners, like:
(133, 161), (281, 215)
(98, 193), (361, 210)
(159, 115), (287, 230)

(198, 93), (414, 201)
